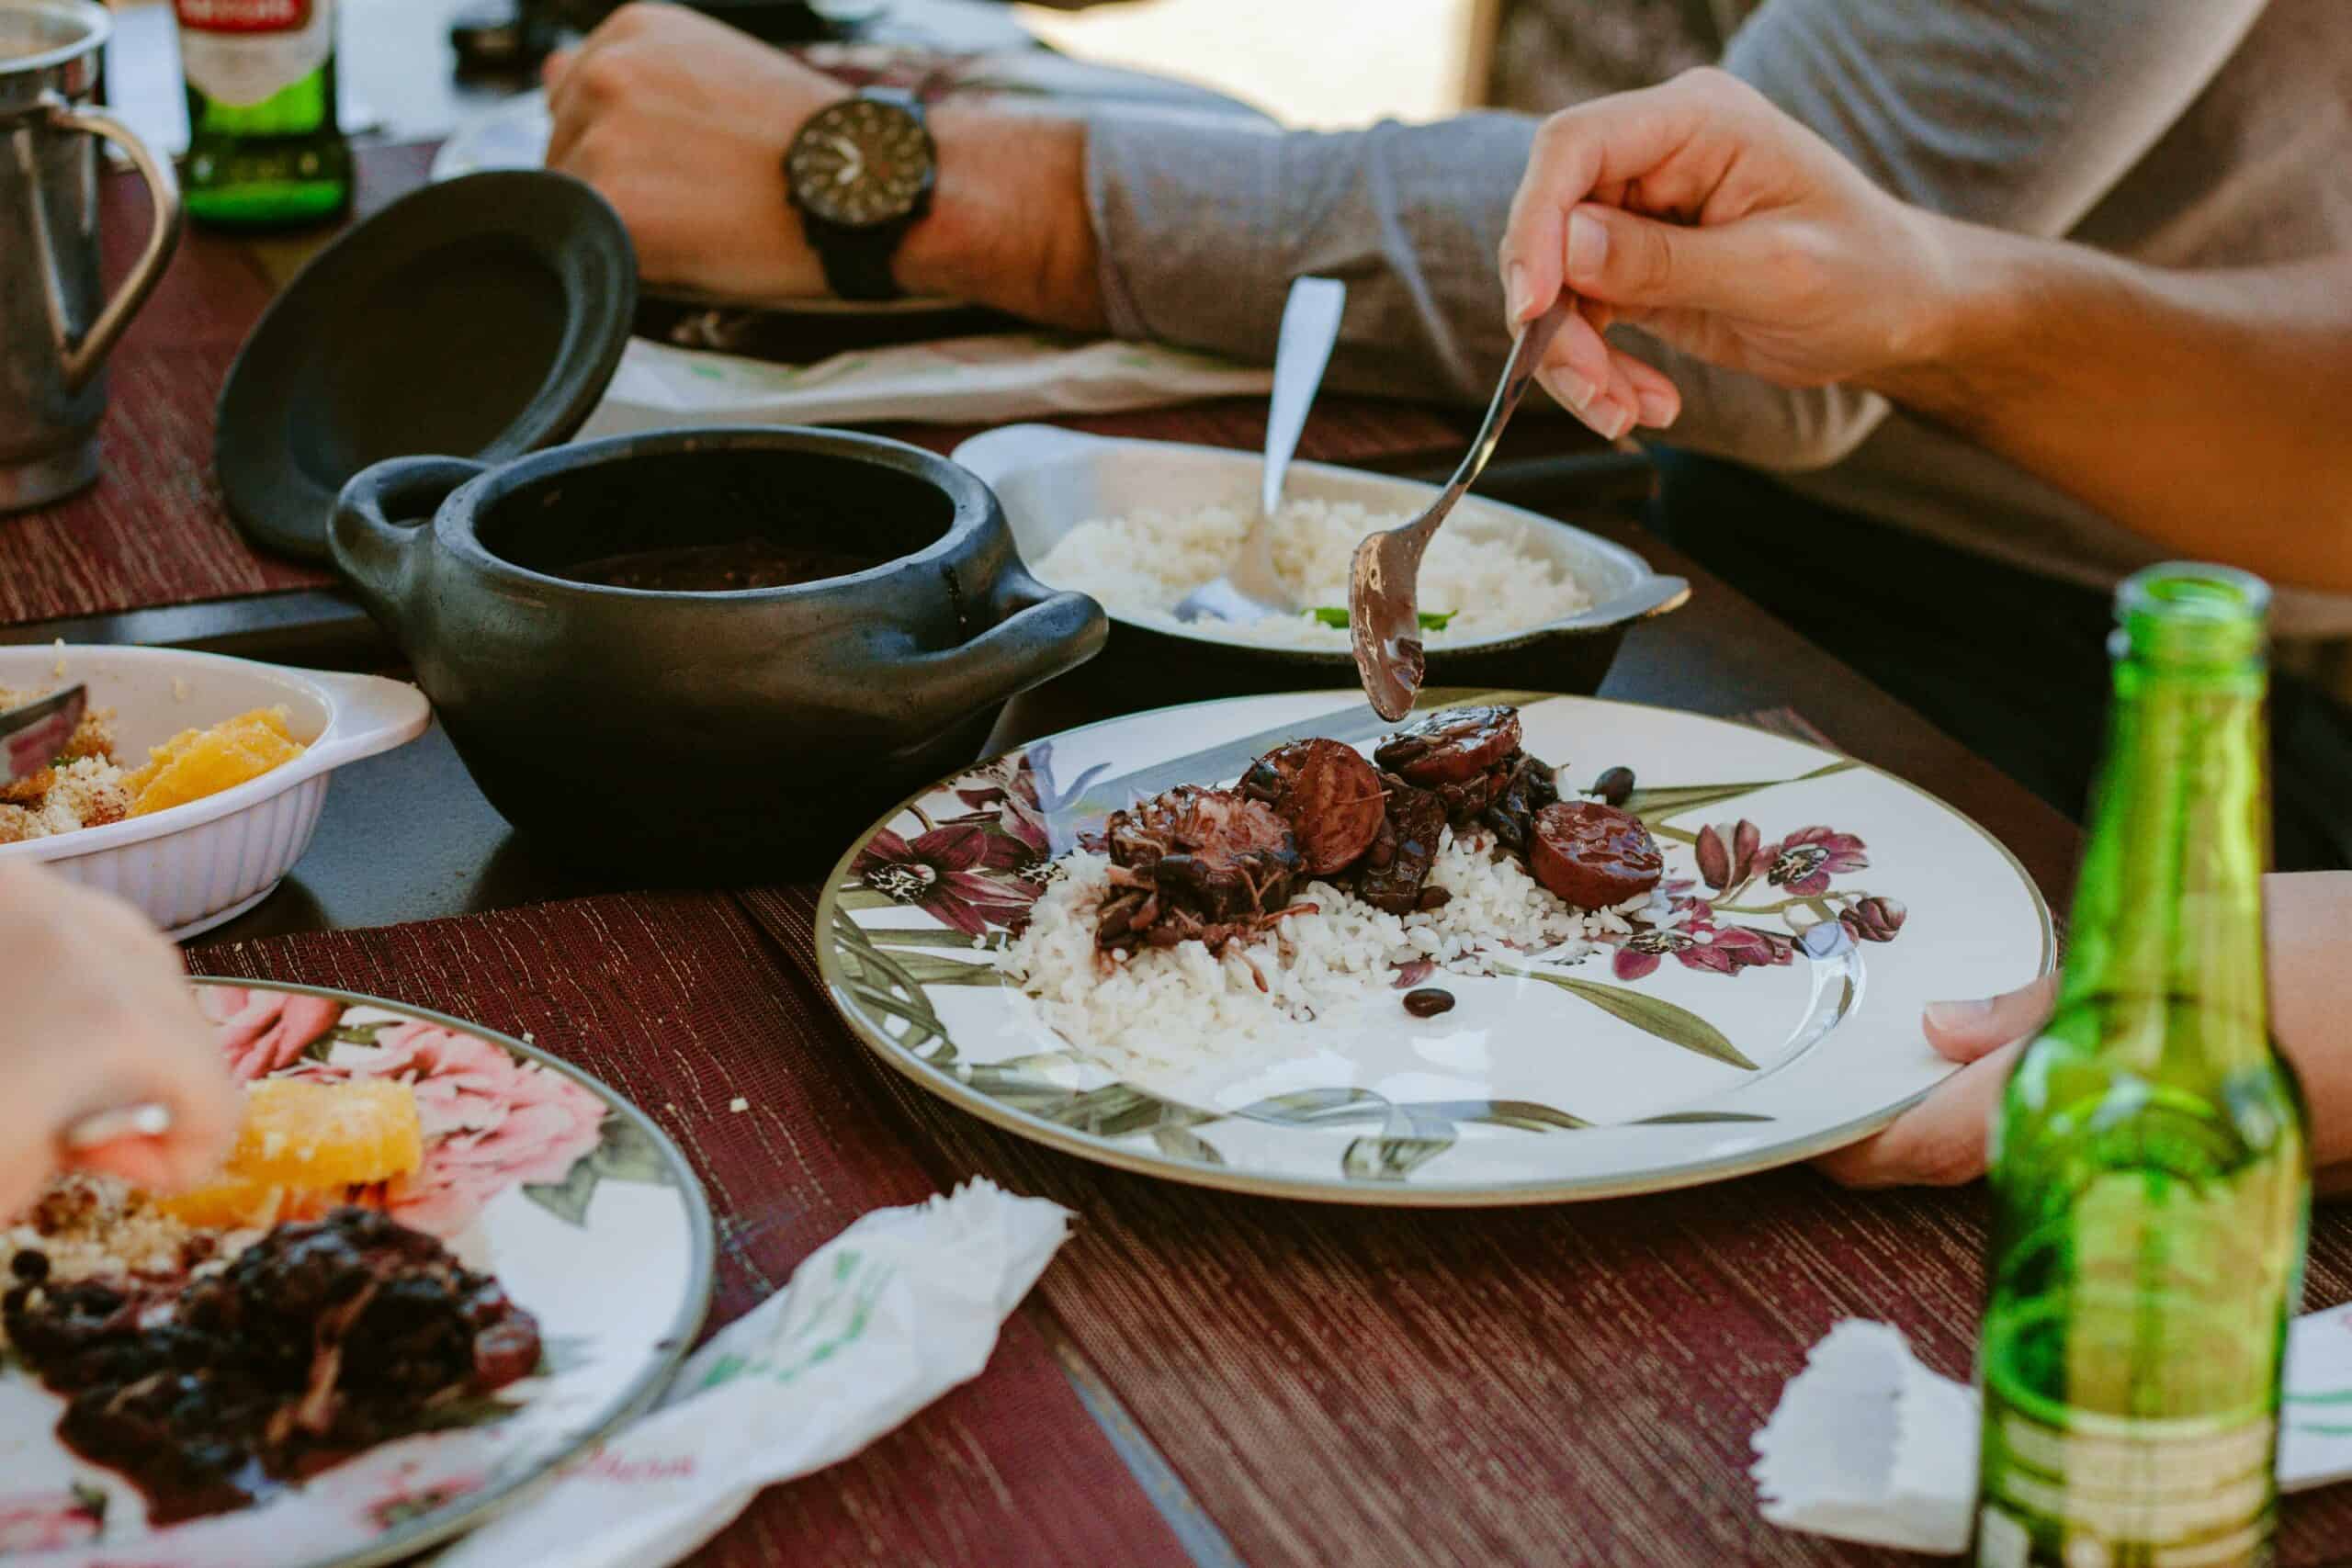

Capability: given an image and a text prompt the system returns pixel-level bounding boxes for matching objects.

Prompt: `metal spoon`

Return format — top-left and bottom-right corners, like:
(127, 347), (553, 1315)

(1172, 276), (1348, 625)
(1347, 301), (1572, 720)
(1, 683), (85, 784)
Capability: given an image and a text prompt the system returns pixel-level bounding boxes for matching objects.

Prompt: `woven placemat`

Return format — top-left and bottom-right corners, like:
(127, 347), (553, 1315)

(190, 889), (1187, 1568)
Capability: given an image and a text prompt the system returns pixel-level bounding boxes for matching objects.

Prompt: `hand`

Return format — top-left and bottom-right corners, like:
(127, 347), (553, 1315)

(1497, 68), (1956, 441)
(1811, 976), (2052, 1189)
(1819, 872), (2352, 1189)
(544, 3), (843, 300)
(0, 861), (238, 1216)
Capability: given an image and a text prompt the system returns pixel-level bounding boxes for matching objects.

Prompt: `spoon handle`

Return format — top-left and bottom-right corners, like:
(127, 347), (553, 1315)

(1408, 299), (1574, 552)
(1262, 276), (1348, 518)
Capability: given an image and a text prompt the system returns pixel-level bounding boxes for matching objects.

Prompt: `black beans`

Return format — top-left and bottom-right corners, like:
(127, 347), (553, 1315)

(10, 1248), (49, 1283)
(1590, 765), (1635, 807)
(1416, 885), (1452, 910)
(1403, 987), (1456, 1018)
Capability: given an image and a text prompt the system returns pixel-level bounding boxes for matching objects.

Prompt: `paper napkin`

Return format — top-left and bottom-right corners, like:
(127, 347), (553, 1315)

(1753, 1304), (2352, 1555)
(577, 333), (1273, 439)
(432, 1179), (1072, 1568)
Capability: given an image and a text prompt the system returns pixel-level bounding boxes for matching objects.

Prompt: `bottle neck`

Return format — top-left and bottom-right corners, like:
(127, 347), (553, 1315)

(2055, 642), (2269, 1067)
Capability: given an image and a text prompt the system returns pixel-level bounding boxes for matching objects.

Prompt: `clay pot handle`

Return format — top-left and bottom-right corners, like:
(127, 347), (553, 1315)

(899, 568), (1106, 723)
(330, 457), (486, 626)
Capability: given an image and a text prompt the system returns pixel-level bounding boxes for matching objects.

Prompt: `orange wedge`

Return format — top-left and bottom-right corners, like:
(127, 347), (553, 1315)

(124, 706), (305, 818)
(159, 1080), (423, 1226)
(227, 1079), (423, 1188)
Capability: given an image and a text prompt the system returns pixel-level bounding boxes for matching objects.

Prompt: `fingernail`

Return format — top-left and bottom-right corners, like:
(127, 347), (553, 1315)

(1602, 402), (1635, 441)
(1923, 998), (1992, 1033)
(1567, 209), (1608, 283)
(1635, 388), (1679, 428)
(1556, 369), (1597, 411)
(1504, 261), (1532, 322)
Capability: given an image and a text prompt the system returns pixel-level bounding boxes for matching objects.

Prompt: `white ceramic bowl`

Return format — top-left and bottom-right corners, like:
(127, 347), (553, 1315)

(0, 645), (430, 938)
(950, 423), (1688, 690)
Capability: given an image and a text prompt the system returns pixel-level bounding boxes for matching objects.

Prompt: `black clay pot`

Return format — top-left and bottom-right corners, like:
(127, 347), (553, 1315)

(331, 425), (1106, 878)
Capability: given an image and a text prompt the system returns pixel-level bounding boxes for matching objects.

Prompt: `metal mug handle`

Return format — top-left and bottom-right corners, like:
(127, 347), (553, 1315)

(39, 91), (184, 394)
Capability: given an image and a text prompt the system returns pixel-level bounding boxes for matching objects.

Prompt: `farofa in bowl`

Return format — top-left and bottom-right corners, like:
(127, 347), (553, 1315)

(0, 690), (307, 845)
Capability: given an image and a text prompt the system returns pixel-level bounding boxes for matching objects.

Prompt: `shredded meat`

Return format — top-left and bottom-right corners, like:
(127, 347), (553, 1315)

(1098, 784), (1302, 953)
(1352, 774), (1447, 915)
(4, 1208), (541, 1523)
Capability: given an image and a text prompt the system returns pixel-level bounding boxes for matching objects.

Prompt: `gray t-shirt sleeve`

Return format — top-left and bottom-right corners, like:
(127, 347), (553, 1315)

(1081, 0), (2267, 470)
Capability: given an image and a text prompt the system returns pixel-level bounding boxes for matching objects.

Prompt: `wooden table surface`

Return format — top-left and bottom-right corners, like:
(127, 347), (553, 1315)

(25, 29), (2348, 1568)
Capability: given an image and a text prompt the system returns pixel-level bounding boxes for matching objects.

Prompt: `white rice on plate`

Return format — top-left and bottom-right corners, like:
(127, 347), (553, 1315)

(1004, 826), (1678, 1085)
(1032, 496), (1592, 649)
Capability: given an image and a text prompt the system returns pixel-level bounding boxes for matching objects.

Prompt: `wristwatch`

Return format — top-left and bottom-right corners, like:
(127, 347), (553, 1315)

(783, 87), (937, 302)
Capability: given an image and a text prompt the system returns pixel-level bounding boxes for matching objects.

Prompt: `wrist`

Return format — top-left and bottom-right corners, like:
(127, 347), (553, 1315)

(893, 105), (1104, 331)
(1858, 213), (2013, 416)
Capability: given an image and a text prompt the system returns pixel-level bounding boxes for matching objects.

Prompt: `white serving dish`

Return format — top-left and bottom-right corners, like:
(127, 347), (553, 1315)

(0, 644), (430, 938)
(951, 423), (1688, 684)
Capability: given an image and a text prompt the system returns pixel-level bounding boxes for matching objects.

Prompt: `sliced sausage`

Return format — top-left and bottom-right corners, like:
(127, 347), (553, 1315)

(1373, 705), (1523, 787)
(1528, 800), (1663, 909)
(1240, 738), (1386, 876)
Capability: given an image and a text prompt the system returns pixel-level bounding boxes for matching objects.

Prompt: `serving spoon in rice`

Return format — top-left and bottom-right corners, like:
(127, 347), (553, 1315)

(1172, 276), (1349, 626)
(1348, 299), (1573, 721)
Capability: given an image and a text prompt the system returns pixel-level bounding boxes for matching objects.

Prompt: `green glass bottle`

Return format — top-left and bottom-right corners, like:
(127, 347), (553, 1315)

(1973, 564), (2309, 1568)
(175, 0), (351, 229)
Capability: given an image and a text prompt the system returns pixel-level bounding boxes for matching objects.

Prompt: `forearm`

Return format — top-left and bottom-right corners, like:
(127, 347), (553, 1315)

(1873, 224), (2352, 593)
(897, 106), (1105, 334)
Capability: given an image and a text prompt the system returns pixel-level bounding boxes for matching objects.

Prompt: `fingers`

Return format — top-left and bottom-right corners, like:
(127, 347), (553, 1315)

(1498, 68), (1766, 325)
(1558, 203), (1781, 316)
(1532, 301), (1679, 438)
(1813, 1039), (2021, 1189)
(1923, 973), (2059, 1060)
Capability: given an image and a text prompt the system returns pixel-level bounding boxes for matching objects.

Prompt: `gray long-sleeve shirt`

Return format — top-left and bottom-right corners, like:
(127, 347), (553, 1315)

(1080, 0), (2352, 631)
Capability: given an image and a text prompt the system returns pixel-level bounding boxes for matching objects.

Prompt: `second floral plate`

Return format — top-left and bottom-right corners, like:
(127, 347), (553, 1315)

(816, 689), (2054, 1205)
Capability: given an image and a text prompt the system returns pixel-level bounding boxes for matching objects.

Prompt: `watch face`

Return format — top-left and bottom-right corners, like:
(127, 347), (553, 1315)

(787, 96), (934, 229)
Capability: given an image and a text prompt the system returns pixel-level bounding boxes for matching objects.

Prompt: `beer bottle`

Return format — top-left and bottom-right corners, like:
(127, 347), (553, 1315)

(1973, 564), (2309, 1568)
(174, 0), (351, 228)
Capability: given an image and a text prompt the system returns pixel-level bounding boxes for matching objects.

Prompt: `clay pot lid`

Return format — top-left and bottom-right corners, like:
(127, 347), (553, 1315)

(215, 169), (636, 562)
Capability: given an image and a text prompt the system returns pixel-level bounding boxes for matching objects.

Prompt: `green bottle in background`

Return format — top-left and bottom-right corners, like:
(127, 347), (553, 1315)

(1973, 565), (2310, 1568)
(174, 0), (351, 229)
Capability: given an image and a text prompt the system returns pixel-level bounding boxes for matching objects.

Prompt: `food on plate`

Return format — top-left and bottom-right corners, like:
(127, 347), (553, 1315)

(2, 1082), (521, 1524)
(5, 1206), (540, 1523)
(0, 690), (308, 843)
(160, 1079), (425, 1229)
(1008, 705), (1666, 1075)
(1528, 801), (1665, 908)
(1402, 987), (1456, 1018)
(1032, 497), (1592, 649)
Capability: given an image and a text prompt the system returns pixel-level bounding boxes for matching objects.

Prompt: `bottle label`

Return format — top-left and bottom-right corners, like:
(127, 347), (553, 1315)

(1977, 1397), (2275, 1567)
(175, 0), (333, 108)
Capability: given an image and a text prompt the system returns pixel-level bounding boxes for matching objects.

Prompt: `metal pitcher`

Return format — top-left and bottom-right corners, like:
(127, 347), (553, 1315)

(1, 0), (182, 512)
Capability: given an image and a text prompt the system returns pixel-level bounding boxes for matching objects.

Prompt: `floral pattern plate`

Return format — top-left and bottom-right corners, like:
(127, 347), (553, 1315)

(818, 689), (2055, 1205)
(0, 983), (714, 1567)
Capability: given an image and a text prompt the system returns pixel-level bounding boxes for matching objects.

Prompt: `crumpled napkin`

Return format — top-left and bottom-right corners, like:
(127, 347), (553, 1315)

(432, 1179), (1072, 1568)
(1753, 1303), (2352, 1556)
(578, 333), (1272, 439)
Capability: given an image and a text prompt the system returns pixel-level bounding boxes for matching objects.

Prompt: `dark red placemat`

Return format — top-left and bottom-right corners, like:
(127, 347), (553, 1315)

(737, 705), (2336, 1568)
(189, 889), (1189, 1568)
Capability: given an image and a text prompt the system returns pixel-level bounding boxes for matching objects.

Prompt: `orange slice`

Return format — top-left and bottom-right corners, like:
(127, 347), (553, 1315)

(124, 706), (304, 818)
(226, 1078), (423, 1189)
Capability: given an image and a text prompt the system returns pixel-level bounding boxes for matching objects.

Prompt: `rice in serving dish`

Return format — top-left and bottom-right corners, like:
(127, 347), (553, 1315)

(1031, 496), (1593, 649)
